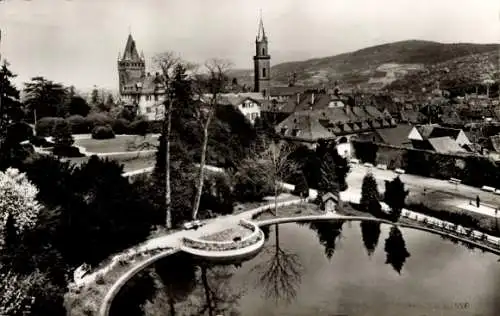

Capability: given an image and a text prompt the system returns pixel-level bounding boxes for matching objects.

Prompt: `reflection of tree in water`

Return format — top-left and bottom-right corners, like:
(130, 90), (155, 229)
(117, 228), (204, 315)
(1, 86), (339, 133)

(309, 220), (345, 260)
(109, 270), (156, 316)
(252, 224), (303, 304)
(174, 263), (243, 316)
(149, 253), (197, 315)
(360, 221), (381, 256)
(261, 225), (270, 241)
(384, 226), (411, 274)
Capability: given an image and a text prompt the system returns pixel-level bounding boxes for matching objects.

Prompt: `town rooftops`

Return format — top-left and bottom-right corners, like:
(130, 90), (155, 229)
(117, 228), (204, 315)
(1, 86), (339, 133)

(427, 136), (466, 154)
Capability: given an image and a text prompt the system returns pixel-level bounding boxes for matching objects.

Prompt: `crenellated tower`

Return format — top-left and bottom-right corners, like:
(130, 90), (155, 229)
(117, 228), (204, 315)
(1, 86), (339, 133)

(117, 33), (146, 95)
(253, 13), (271, 96)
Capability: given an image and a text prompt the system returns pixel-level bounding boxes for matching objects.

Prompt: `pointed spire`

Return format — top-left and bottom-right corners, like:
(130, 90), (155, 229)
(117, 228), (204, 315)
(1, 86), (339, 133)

(122, 33), (141, 61)
(256, 9), (267, 42)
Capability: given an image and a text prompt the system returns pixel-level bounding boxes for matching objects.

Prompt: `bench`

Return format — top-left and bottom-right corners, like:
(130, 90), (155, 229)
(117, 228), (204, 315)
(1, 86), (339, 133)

(349, 158), (360, 164)
(363, 162), (374, 168)
(376, 164), (387, 170)
(448, 178), (461, 185)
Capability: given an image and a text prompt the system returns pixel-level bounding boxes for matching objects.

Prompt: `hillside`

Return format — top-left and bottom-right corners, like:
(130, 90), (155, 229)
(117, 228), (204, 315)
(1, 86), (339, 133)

(230, 40), (499, 90)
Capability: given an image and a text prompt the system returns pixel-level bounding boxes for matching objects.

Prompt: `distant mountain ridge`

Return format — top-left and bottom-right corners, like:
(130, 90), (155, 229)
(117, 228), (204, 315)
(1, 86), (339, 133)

(230, 40), (499, 91)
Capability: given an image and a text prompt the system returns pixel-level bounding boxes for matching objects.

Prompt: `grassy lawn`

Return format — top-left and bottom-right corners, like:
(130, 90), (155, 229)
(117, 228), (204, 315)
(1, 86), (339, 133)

(64, 155), (156, 172)
(75, 135), (159, 153)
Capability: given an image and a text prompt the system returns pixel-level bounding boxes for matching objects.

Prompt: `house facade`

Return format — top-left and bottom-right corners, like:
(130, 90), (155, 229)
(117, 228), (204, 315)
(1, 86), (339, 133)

(408, 124), (471, 153)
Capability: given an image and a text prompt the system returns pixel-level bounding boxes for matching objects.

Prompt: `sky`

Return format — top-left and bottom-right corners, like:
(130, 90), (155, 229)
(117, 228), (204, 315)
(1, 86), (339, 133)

(0, 0), (499, 91)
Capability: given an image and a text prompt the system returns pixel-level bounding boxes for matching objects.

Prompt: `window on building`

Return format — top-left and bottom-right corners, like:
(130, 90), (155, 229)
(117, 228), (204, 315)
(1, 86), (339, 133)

(262, 48), (265, 55)
(154, 94), (158, 101)
(262, 68), (266, 78)
(146, 107), (152, 113)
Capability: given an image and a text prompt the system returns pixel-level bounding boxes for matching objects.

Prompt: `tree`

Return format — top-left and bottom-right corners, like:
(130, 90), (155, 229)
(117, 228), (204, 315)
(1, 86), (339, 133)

(254, 140), (300, 216)
(24, 77), (67, 121)
(0, 168), (41, 245)
(314, 140), (350, 203)
(384, 176), (409, 221)
(0, 61), (25, 169)
(52, 119), (74, 149)
(106, 93), (115, 107)
(0, 269), (38, 316)
(65, 96), (90, 117)
(233, 157), (274, 201)
(293, 172), (309, 201)
(153, 51), (184, 228)
(90, 86), (100, 106)
(360, 172), (381, 215)
(191, 58), (232, 220)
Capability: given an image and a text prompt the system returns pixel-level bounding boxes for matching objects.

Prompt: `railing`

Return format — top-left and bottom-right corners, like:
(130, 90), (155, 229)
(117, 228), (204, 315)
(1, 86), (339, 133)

(401, 211), (500, 249)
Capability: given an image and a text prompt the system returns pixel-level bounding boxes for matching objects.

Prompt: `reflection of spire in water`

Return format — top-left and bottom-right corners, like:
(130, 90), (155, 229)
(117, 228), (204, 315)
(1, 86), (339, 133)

(251, 224), (303, 304)
(384, 226), (411, 274)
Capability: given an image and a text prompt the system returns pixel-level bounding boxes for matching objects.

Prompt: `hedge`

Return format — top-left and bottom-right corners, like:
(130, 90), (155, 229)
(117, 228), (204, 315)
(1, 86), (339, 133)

(35, 115), (161, 137)
(35, 117), (64, 137)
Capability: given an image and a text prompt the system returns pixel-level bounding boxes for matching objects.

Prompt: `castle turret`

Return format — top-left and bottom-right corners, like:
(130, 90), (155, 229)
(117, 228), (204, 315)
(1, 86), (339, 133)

(253, 13), (271, 97)
(118, 33), (145, 95)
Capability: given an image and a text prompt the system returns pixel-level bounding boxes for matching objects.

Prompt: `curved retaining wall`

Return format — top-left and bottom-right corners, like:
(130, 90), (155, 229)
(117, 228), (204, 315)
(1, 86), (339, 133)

(98, 248), (179, 316)
(180, 230), (265, 262)
(181, 219), (260, 248)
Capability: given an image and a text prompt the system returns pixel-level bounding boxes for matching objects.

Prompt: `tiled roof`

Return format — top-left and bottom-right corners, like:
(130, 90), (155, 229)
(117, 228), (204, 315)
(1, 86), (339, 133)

(428, 126), (462, 139)
(428, 137), (466, 154)
(375, 124), (414, 147)
(276, 111), (335, 141)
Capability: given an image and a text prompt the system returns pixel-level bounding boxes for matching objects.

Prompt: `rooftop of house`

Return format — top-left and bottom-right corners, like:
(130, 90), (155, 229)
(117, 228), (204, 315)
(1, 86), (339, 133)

(276, 105), (396, 141)
(427, 136), (466, 154)
(413, 124), (465, 140)
(375, 124), (414, 147)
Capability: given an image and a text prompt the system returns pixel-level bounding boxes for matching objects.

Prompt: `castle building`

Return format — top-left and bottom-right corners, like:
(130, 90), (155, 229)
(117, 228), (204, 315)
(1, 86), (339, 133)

(253, 15), (271, 97)
(117, 34), (165, 121)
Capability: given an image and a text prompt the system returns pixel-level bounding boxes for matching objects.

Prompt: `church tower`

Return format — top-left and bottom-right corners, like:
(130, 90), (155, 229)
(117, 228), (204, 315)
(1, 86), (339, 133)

(117, 33), (146, 95)
(253, 14), (271, 96)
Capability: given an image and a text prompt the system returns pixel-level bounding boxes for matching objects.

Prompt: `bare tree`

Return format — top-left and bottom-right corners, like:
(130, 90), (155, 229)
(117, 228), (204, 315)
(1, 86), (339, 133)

(254, 139), (300, 216)
(153, 52), (181, 229)
(191, 58), (232, 220)
(252, 224), (303, 304)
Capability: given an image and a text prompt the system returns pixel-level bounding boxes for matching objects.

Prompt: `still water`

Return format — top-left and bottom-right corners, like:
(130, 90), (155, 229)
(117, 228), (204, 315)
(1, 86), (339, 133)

(110, 220), (500, 316)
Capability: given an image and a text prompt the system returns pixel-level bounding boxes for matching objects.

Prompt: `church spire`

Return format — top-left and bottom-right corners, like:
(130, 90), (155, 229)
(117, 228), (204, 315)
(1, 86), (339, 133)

(256, 10), (267, 42)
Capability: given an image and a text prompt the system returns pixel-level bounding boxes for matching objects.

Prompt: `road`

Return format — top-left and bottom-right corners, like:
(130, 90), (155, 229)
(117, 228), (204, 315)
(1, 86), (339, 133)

(346, 164), (500, 217)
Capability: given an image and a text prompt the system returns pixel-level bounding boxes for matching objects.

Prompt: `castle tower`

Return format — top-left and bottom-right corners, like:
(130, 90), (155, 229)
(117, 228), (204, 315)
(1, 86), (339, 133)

(253, 13), (271, 96)
(117, 33), (146, 95)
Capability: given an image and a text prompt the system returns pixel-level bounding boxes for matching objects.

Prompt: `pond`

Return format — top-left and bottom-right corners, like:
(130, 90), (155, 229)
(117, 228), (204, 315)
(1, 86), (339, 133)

(109, 220), (500, 316)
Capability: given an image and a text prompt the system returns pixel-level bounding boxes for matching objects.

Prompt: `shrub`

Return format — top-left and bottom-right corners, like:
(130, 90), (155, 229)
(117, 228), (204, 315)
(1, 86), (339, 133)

(91, 125), (115, 140)
(66, 115), (90, 134)
(112, 118), (131, 135)
(35, 117), (64, 137)
(129, 119), (149, 136)
(0, 168), (41, 238)
(52, 120), (74, 148)
(85, 112), (113, 130)
(146, 120), (163, 134)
